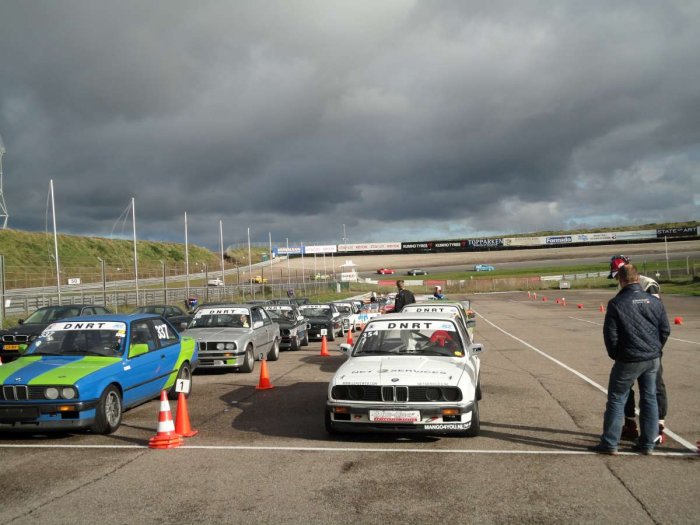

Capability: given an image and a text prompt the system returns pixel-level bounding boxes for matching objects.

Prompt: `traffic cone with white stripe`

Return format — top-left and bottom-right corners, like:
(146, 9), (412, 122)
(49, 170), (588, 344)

(148, 390), (183, 449)
(346, 328), (353, 345)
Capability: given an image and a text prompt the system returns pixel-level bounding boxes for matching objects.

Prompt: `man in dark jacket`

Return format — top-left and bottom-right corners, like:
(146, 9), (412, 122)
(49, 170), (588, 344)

(393, 280), (415, 312)
(590, 264), (670, 455)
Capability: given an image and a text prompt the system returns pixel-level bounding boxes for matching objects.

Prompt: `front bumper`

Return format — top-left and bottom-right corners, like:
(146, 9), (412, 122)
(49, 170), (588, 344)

(196, 350), (246, 368)
(0, 400), (99, 431)
(325, 401), (475, 434)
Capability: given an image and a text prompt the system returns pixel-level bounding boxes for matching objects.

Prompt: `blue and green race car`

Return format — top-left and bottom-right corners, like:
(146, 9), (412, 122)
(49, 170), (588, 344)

(0, 313), (197, 434)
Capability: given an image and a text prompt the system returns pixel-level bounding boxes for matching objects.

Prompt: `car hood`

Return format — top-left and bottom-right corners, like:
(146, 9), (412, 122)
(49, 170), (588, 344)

(304, 316), (333, 323)
(182, 327), (250, 340)
(0, 324), (47, 337)
(333, 356), (464, 387)
(0, 355), (121, 385)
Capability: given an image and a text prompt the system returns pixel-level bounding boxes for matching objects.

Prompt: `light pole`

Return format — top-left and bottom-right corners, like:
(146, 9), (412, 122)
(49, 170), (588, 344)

(160, 260), (167, 303)
(97, 257), (107, 306)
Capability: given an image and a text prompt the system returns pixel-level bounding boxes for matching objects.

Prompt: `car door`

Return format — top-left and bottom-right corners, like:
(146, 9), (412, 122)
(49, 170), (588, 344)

(250, 307), (272, 356)
(259, 308), (277, 352)
(122, 319), (164, 406)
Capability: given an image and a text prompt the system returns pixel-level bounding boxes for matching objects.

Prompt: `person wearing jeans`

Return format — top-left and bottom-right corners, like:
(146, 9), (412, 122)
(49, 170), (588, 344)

(590, 264), (670, 455)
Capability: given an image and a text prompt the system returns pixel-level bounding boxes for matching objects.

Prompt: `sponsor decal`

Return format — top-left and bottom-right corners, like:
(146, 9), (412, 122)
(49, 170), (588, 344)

(424, 423), (470, 430)
(380, 369), (448, 375)
(195, 308), (249, 317)
(368, 321), (456, 331)
(403, 305), (459, 315)
(46, 321), (126, 332)
(339, 242), (402, 252)
(401, 242), (432, 249)
(433, 241), (462, 248)
(265, 305), (293, 311)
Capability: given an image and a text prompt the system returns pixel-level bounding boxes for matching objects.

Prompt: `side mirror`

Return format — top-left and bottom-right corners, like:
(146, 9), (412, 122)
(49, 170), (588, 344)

(18, 319), (25, 325)
(470, 343), (484, 355)
(179, 321), (188, 331)
(339, 343), (353, 356)
(253, 320), (264, 329)
(129, 343), (149, 358)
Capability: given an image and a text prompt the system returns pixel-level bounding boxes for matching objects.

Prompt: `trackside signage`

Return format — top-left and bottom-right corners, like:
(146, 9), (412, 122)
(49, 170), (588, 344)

(657, 226), (698, 238)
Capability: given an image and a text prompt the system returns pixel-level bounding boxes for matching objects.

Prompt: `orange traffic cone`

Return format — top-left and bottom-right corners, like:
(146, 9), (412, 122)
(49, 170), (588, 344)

(533, 292), (537, 300)
(148, 391), (183, 449)
(527, 291), (531, 298)
(599, 304), (605, 312)
(577, 304), (583, 309)
(561, 298), (566, 307)
(346, 328), (353, 345)
(256, 358), (274, 390)
(674, 317), (683, 325)
(174, 391), (198, 437)
(542, 297), (547, 302)
(320, 335), (330, 356)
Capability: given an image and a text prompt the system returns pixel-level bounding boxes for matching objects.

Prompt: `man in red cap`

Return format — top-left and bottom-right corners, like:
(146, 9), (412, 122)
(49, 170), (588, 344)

(608, 255), (667, 445)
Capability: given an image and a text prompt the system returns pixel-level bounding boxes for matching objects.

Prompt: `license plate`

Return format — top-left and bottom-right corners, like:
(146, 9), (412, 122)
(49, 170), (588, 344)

(3, 344), (20, 351)
(0, 406), (39, 421)
(369, 410), (420, 423)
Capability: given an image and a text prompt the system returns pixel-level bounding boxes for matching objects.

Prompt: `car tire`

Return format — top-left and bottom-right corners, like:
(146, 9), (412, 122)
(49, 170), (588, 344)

(464, 398), (480, 437)
(290, 335), (300, 351)
(268, 338), (280, 361)
(301, 331), (309, 347)
(324, 410), (338, 435)
(91, 385), (122, 435)
(476, 379), (482, 401)
(328, 329), (335, 342)
(168, 362), (192, 400)
(240, 345), (255, 373)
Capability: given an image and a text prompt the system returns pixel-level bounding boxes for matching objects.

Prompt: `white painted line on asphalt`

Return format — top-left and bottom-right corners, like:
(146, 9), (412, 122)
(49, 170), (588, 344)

(568, 316), (700, 346)
(0, 443), (694, 456)
(477, 312), (698, 452)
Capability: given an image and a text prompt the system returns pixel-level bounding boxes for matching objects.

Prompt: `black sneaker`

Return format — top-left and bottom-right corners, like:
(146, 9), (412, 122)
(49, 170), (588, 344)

(631, 444), (653, 456)
(588, 444), (619, 456)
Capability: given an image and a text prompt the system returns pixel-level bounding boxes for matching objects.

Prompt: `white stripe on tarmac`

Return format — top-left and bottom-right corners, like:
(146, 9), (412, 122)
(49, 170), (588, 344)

(0, 443), (694, 456)
(568, 316), (700, 346)
(477, 312), (698, 452)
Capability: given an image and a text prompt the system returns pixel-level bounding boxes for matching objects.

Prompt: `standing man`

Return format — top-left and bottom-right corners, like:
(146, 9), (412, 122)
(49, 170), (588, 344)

(609, 255), (668, 443)
(590, 264), (670, 455)
(393, 280), (415, 312)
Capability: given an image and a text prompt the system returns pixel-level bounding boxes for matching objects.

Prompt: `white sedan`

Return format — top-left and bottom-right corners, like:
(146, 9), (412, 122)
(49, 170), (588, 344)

(325, 312), (484, 436)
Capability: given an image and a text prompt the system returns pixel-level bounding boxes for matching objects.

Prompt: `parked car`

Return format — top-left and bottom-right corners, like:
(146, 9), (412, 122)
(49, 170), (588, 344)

(252, 276), (268, 284)
(181, 304), (279, 372)
(400, 300), (476, 341)
(132, 304), (193, 332)
(0, 304), (112, 363)
(298, 304), (344, 341)
(474, 264), (495, 272)
(406, 269), (428, 275)
(310, 273), (330, 281)
(207, 278), (225, 286)
(0, 313), (197, 434)
(325, 312), (484, 436)
(376, 268), (395, 275)
(330, 301), (361, 332)
(263, 304), (310, 351)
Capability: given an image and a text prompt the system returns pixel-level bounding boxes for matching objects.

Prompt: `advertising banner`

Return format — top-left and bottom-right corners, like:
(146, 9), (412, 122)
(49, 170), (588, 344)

(304, 244), (337, 254)
(615, 230), (657, 240)
(467, 238), (504, 248)
(339, 242), (402, 252)
(503, 236), (543, 247)
(276, 246), (302, 255)
(656, 226), (698, 238)
(545, 235), (573, 245)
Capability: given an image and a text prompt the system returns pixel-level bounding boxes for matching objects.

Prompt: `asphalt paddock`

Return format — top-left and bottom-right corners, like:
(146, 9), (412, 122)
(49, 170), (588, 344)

(1, 290), (698, 524)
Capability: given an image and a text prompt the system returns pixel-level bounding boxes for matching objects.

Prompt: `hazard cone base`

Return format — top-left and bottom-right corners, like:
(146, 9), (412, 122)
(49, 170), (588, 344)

(174, 391), (198, 437)
(149, 391), (184, 449)
(256, 359), (274, 390)
(320, 335), (330, 356)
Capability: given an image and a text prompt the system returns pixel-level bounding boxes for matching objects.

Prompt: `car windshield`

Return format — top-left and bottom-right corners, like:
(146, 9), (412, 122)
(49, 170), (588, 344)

(300, 306), (331, 317)
(189, 308), (250, 328)
(353, 319), (464, 358)
(24, 306), (83, 324)
(265, 309), (294, 321)
(334, 305), (352, 314)
(28, 321), (126, 357)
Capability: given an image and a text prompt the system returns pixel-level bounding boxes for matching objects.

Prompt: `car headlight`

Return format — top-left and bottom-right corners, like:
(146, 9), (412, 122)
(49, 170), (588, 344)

(216, 343), (225, 350)
(225, 342), (235, 350)
(45, 387), (59, 400)
(61, 387), (77, 400)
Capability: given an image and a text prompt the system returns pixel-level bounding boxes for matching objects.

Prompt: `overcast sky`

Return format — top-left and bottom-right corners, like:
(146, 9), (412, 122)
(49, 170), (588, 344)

(0, 1), (698, 250)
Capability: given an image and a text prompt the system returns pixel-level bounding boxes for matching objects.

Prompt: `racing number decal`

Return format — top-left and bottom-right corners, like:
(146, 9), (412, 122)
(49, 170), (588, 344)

(156, 324), (170, 340)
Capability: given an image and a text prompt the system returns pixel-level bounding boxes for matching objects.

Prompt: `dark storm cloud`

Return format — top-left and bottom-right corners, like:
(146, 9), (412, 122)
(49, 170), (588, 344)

(0, 0), (698, 249)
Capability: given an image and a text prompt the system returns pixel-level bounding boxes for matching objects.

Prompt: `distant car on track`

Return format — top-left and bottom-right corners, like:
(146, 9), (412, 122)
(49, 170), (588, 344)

(0, 313), (197, 434)
(406, 269), (428, 276)
(252, 276), (268, 284)
(207, 278), (225, 286)
(473, 264), (495, 272)
(376, 268), (395, 275)
(325, 312), (484, 436)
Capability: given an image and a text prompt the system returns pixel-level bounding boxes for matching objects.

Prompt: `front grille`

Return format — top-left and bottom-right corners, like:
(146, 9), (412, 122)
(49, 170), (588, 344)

(332, 385), (462, 402)
(1, 385), (57, 401)
(2, 335), (29, 343)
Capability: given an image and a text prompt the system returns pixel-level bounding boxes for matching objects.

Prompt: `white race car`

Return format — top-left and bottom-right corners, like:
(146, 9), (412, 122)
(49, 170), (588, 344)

(325, 312), (484, 436)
